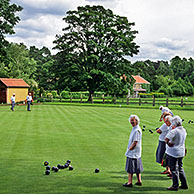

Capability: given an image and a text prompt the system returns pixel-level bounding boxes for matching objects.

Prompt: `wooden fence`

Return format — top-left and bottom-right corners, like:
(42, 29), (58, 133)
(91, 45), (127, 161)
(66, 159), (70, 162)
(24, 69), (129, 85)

(36, 95), (194, 107)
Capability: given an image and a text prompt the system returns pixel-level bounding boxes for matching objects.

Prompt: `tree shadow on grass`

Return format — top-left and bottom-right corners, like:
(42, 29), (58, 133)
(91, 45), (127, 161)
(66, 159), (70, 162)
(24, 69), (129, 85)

(109, 170), (161, 175)
(108, 185), (167, 193)
(0, 159), (170, 194)
(64, 176), (167, 194)
(142, 170), (162, 175)
(108, 170), (169, 183)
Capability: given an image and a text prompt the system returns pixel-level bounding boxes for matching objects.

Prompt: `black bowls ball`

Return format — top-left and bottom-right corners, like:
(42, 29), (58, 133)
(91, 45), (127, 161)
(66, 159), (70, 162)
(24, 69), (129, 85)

(67, 160), (71, 164)
(61, 165), (65, 169)
(95, 168), (100, 173)
(69, 166), (73, 171)
(44, 161), (49, 166)
(46, 166), (51, 170)
(45, 170), (50, 175)
(57, 164), (63, 169)
(54, 167), (59, 172)
(64, 163), (69, 168)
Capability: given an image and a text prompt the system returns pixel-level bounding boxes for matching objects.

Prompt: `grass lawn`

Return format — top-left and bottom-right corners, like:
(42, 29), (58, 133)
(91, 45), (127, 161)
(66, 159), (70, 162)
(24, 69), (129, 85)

(0, 104), (193, 194)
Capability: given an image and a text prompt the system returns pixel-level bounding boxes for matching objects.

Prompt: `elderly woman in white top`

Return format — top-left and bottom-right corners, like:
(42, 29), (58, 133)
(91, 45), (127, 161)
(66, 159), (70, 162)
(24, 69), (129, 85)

(165, 116), (188, 191)
(123, 115), (143, 187)
(156, 112), (172, 174)
(159, 106), (173, 122)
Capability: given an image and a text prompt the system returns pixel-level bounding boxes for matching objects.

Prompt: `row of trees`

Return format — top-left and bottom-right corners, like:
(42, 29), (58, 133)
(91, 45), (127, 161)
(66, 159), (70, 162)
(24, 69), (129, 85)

(0, 1), (194, 99)
(132, 58), (194, 96)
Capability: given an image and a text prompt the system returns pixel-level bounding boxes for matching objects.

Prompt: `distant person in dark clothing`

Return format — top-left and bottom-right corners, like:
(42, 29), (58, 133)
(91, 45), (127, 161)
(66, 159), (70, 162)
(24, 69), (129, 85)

(26, 93), (33, 111)
(10, 93), (15, 111)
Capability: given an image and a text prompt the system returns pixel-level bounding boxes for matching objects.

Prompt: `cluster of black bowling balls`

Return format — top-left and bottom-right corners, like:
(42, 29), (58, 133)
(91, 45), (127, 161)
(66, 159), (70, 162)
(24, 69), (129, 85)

(188, 120), (193, 124)
(44, 160), (73, 175)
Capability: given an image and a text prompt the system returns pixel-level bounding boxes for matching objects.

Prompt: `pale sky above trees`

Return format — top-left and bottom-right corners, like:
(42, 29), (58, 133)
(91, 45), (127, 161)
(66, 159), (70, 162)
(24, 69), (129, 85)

(7, 0), (194, 61)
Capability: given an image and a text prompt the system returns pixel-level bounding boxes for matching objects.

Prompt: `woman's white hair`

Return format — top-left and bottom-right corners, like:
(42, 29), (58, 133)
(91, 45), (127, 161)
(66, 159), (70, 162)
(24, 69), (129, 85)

(129, 115), (140, 124)
(165, 116), (172, 121)
(170, 115), (182, 127)
(159, 105), (163, 110)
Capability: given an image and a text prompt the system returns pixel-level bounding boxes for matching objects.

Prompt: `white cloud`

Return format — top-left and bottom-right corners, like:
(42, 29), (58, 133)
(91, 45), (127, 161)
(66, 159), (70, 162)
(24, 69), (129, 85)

(7, 0), (194, 61)
(6, 13), (65, 51)
(16, 14), (65, 35)
(12, 0), (86, 14)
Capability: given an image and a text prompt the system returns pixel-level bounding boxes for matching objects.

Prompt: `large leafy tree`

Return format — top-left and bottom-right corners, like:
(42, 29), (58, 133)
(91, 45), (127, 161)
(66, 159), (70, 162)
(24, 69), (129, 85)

(5, 43), (37, 80)
(0, 0), (22, 62)
(53, 5), (139, 100)
(29, 46), (56, 90)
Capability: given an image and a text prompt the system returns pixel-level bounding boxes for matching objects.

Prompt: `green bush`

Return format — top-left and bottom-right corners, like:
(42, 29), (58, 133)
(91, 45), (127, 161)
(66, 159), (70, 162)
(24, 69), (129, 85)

(139, 93), (152, 98)
(152, 92), (165, 98)
(39, 87), (47, 97)
(47, 92), (53, 98)
(70, 91), (89, 99)
(60, 91), (70, 99)
(37, 97), (45, 102)
(51, 91), (58, 98)
(139, 92), (165, 98)
(71, 92), (80, 99)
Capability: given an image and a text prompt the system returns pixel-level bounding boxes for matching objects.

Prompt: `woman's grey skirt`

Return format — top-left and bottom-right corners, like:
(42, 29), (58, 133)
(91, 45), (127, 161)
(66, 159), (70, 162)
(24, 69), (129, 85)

(156, 140), (166, 163)
(125, 157), (143, 174)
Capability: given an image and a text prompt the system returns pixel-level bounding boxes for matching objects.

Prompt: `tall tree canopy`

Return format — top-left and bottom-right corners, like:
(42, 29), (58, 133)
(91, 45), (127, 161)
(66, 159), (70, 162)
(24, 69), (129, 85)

(0, 0), (22, 62)
(3, 43), (36, 80)
(53, 5), (139, 100)
(29, 46), (55, 90)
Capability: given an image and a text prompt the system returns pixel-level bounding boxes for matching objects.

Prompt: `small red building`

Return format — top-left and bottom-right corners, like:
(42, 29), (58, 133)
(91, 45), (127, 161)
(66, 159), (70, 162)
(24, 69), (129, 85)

(132, 75), (150, 97)
(0, 78), (30, 103)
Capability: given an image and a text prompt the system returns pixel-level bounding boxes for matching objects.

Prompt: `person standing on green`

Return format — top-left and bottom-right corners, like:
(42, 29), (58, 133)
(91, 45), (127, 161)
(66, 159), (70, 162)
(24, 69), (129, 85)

(26, 93), (33, 111)
(10, 93), (16, 111)
(165, 116), (188, 191)
(123, 115), (143, 187)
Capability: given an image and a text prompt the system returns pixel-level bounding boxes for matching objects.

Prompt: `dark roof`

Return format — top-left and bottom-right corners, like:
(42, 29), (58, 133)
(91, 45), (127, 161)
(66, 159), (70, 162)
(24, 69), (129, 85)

(0, 78), (30, 88)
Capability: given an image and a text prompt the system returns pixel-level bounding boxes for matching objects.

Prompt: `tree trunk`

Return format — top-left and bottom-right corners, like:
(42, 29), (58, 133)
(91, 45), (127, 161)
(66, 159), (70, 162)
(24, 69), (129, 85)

(88, 92), (94, 103)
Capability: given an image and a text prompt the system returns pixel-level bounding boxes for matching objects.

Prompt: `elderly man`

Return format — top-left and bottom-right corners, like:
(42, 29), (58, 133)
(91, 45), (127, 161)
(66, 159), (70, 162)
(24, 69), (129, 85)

(165, 116), (188, 191)
(26, 93), (33, 111)
(159, 106), (173, 122)
(123, 115), (143, 187)
(10, 93), (16, 111)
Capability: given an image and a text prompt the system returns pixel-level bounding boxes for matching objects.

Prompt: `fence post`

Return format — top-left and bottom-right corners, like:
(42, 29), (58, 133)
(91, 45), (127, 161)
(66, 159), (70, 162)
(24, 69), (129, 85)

(102, 94), (105, 104)
(127, 97), (129, 105)
(91, 94), (93, 104)
(166, 97), (168, 107)
(60, 96), (62, 102)
(139, 98), (141, 106)
(152, 95), (155, 106)
(114, 95), (117, 104)
(80, 94), (82, 103)
(70, 94), (72, 103)
(181, 96), (183, 107)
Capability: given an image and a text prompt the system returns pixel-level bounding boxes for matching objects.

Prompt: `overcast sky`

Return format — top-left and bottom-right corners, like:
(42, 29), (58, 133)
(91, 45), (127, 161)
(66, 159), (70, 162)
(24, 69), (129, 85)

(7, 0), (194, 61)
